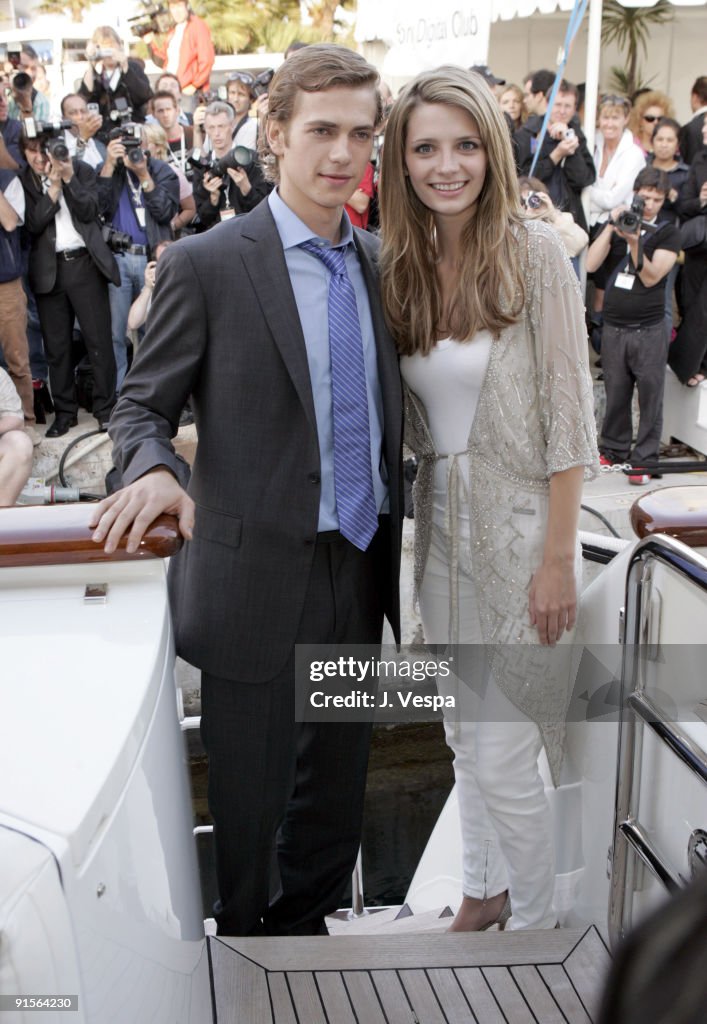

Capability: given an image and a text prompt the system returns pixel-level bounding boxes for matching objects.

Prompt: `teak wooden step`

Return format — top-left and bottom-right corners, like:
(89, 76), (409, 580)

(210, 926), (610, 1023)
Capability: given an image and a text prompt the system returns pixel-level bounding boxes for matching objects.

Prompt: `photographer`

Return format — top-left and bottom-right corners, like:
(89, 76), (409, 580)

(518, 175), (588, 261)
(146, 0), (214, 98)
(20, 134), (119, 437)
(151, 91), (193, 173)
(79, 27), (152, 144)
(7, 45), (50, 123)
(97, 127), (179, 387)
(192, 101), (270, 230)
(61, 93), (106, 169)
(515, 77), (595, 232)
(226, 73), (258, 149)
(587, 167), (680, 484)
(0, 83), (22, 170)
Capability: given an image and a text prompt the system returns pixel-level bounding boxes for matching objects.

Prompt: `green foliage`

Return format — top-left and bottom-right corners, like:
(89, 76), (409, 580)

(600, 0), (673, 98)
(198, 0), (304, 55)
(195, 0), (356, 54)
(38, 0), (102, 23)
(606, 65), (655, 97)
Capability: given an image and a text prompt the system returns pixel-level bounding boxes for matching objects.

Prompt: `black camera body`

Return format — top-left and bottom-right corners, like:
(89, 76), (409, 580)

(614, 195), (645, 234)
(109, 123), (142, 149)
(128, 2), (173, 38)
(108, 96), (134, 125)
(188, 146), (256, 181)
(252, 69), (274, 99)
(101, 224), (132, 253)
(211, 146), (255, 177)
(22, 117), (73, 161)
(109, 123), (145, 165)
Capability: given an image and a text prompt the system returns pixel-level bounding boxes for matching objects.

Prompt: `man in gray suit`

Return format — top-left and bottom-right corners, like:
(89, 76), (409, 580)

(90, 45), (403, 937)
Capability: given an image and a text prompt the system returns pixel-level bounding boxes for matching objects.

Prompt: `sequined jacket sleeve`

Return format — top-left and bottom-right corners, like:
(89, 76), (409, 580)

(524, 220), (598, 478)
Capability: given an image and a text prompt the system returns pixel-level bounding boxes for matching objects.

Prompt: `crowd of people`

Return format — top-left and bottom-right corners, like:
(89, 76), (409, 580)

(1, 28), (707, 957)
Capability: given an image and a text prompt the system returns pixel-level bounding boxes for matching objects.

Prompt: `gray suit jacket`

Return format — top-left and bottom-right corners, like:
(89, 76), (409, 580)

(109, 200), (403, 682)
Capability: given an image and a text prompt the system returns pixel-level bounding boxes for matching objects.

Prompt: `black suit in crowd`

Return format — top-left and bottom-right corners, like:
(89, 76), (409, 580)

(78, 58), (152, 145)
(669, 150), (707, 382)
(678, 110), (707, 168)
(21, 158), (120, 423)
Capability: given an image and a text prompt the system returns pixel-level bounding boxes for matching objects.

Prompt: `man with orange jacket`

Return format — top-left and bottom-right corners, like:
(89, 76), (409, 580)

(147, 0), (214, 97)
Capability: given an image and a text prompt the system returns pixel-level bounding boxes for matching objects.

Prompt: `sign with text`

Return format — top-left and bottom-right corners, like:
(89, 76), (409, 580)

(356, 0), (492, 77)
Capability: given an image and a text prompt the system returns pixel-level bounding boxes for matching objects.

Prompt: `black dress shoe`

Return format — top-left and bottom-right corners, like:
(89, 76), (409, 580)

(45, 414), (78, 438)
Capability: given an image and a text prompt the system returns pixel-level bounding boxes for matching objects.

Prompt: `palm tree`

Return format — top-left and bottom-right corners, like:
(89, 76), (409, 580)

(601, 0), (674, 98)
(38, 0), (102, 23)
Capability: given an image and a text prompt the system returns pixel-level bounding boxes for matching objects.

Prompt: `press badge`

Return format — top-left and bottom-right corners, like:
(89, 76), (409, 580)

(615, 272), (635, 290)
(220, 208), (236, 221)
(135, 206), (146, 229)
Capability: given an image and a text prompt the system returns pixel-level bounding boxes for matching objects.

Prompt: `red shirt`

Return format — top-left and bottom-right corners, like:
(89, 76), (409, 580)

(345, 163), (375, 230)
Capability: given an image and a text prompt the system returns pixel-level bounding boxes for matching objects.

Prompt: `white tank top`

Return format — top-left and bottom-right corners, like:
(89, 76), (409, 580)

(401, 332), (493, 516)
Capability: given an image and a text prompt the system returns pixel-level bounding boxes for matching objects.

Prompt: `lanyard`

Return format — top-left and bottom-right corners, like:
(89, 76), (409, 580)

(168, 128), (186, 173)
(126, 171), (144, 209)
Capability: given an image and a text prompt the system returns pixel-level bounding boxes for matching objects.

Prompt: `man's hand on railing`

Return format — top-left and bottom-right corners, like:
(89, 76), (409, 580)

(89, 467), (194, 554)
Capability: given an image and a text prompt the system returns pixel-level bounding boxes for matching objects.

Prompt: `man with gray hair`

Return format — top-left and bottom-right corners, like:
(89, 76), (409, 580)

(192, 100), (270, 230)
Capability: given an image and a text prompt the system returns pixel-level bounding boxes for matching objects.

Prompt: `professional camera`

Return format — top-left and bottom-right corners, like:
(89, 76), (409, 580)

(614, 195), (645, 234)
(108, 96), (133, 125)
(101, 225), (132, 253)
(109, 123), (142, 149)
(521, 191), (544, 210)
(128, 2), (172, 38)
(188, 146), (256, 179)
(22, 117), (73, 160)
(211, 146), (256, 177)
(252, 69), (274, 98)
(109, 124), (146, 165)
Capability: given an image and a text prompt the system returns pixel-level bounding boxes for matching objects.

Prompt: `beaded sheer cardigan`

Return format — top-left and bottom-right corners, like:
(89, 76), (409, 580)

(403, 220), (599, 783)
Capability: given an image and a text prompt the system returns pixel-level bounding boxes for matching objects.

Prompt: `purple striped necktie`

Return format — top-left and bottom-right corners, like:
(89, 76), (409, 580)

(299, 239), (378, 551)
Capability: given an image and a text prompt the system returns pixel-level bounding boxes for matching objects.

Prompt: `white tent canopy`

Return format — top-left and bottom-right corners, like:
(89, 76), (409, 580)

(356, 0), (705, 83)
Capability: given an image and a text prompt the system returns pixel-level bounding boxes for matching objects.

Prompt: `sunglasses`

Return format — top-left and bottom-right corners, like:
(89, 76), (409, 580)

(227, 72), (254, 87)
(642, 113), (660, 123)
(600, 94), (630, 111)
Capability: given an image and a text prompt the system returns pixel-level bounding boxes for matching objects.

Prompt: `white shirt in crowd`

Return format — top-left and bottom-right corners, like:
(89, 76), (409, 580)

(167, 22), (187, 76)
(64, 131), (103, 170)
(41, 178), (85, 252)
(2, 176), (25, 223)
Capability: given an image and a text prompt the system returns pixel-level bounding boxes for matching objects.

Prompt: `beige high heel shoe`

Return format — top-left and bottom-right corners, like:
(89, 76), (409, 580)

(479, 891), (512, 931)
(448, 890), (512, 932)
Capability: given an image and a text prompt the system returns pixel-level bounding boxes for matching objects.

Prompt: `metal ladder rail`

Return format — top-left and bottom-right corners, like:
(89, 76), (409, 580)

(609, 536), (707, 949)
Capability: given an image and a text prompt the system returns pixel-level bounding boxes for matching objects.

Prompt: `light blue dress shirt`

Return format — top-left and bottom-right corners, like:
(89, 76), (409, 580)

(268, 188), (388, 533)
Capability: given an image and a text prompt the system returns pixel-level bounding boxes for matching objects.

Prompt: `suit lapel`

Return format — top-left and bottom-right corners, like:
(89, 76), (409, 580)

(239, 203), (317, 434)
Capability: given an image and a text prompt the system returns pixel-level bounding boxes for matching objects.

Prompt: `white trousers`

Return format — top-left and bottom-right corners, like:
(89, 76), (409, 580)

(419, 518), (557, 930)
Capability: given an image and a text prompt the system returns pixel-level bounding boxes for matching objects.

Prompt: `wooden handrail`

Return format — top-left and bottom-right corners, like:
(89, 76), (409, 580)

(0, 504), (182, 568)
(631, 486), (707, 548)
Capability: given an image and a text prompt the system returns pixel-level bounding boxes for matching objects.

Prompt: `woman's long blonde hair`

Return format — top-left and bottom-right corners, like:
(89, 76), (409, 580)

(380, 66), (525, 356)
